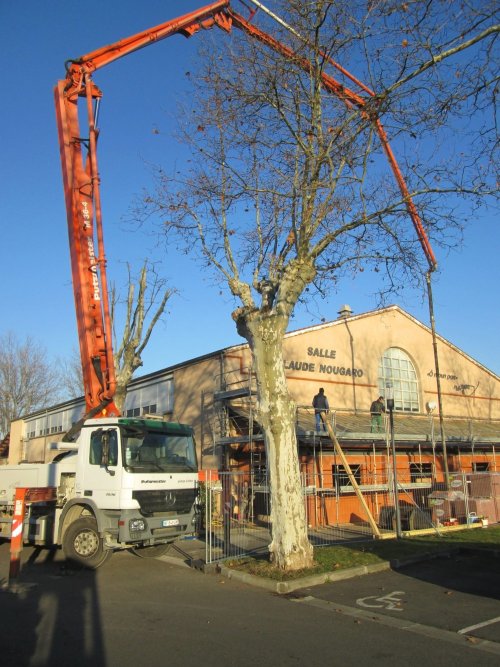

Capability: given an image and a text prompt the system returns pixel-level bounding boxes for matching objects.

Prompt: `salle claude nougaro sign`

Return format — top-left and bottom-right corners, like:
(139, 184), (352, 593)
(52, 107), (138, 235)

(284, 346), (365, 378)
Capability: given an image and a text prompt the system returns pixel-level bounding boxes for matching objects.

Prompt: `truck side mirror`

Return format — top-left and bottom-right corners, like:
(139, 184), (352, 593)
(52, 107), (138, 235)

(101, 431), (116, 476)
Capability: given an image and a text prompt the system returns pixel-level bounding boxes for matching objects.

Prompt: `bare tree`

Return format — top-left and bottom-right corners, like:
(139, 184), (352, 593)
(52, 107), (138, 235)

(0, 332), (62, 438)
(58, 262), (174, 412)
(141, 1), (498, 570)
(58, 347), (84, 400)
(111, 261), (175, 413)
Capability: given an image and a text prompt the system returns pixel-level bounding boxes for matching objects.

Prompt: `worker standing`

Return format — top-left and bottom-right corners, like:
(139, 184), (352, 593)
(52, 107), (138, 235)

(312, 388), (329, 431)
(370, 395), (386, 433)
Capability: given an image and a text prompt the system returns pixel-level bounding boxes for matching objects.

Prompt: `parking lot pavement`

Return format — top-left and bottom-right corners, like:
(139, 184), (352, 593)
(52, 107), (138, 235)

(294, 551), (500, 645)
(2, 542), (500, 665)
(0, 537), (207, 593)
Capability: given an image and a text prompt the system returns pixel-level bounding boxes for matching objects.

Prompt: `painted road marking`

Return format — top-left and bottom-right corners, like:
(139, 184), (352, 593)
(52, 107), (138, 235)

(356, 590), (405, 611)
(458, 616), (500, 635)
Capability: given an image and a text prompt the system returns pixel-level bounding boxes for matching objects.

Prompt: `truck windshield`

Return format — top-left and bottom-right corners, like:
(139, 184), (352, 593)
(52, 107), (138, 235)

(121, 426), (197, 473)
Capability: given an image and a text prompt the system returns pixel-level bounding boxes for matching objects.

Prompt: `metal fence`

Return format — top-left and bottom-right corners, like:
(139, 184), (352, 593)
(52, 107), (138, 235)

(201, 470), (500, 564)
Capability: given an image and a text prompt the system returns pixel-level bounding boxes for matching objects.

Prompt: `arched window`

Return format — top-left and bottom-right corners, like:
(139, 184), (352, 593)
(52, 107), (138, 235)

(378, 348), (420, 412)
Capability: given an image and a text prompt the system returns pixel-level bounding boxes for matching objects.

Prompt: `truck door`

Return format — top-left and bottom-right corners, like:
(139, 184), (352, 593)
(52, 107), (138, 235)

(79, 428), (121, 509)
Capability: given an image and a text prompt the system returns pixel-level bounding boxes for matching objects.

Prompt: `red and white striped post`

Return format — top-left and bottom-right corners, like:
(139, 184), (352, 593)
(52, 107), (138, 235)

(9, 487), (28, 582)
(8, 487), (57, 585)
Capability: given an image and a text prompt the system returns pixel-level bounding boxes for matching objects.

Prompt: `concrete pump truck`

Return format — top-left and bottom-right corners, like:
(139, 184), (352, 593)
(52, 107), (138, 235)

(0, 2), (237, 568)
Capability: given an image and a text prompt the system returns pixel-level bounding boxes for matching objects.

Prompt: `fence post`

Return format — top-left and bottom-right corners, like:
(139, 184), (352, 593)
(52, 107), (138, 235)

(222, 471), (232, 556)
(464, 472), (472, 528)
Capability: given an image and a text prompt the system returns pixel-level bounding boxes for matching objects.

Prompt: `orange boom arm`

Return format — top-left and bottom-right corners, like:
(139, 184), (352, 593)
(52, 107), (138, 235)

(54, 1), (231, 418)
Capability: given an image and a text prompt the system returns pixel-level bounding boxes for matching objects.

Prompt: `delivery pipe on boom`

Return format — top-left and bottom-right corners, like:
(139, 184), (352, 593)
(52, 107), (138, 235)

(241, 0), (438, 272)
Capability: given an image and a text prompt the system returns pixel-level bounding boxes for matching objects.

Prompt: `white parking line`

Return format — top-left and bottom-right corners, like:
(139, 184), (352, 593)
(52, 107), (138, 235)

(458, 616), (500, 635)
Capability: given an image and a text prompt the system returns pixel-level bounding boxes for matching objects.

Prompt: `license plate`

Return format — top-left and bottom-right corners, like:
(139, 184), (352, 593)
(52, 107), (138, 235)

(162, 519), (179, 527)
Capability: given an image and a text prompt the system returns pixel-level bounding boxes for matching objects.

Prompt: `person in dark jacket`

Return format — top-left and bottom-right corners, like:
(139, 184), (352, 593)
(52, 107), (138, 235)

(313, 388), (329, 431)
(370, 396), (386, 433)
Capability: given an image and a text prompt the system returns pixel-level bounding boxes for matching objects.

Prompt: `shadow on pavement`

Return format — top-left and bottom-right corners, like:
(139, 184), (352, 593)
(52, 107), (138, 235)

(1, 543), (107, 667)
(394, 549), (500, 601)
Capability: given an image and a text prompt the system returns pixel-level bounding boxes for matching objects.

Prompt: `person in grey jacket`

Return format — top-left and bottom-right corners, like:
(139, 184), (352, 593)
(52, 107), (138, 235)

(313, 388), (329, 431)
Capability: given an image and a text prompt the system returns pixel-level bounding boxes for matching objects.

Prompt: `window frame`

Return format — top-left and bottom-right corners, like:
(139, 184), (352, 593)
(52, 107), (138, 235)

(410, 462), (433, 483)
(379, 347), (420, 413)
(332, 464), (362, 493)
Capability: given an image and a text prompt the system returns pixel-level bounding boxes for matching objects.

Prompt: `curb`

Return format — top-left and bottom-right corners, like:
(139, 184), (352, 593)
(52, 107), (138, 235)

(214, 548), (466, 594)
(217, 560), (392, 594)
(160, 544), (498, 594)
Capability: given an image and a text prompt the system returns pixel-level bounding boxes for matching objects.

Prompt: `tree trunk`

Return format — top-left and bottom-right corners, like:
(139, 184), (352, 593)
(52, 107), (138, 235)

(243, 311), (314, 571)
(113, 352), (139, 415)
(113, 384), (128, 415)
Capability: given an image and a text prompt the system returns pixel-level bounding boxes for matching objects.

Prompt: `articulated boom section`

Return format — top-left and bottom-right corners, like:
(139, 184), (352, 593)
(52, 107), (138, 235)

(55, 78), (117, 418)
(54, 1), (232, 419)
(224, 6), (437, 271)
(54, 1), (436, 420)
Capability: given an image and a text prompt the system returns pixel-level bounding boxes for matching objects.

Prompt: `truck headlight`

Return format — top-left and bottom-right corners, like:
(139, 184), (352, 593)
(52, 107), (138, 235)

(129, 518), (147, 532)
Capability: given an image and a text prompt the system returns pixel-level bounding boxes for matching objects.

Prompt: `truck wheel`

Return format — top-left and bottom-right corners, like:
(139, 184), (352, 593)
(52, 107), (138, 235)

(63, 517), (112, 569)
(131, 543), (170, 558)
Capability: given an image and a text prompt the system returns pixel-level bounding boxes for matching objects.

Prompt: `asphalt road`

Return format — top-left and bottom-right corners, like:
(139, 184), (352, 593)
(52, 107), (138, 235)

(1, 543), (499, 667)
(293, 550), (500, 645)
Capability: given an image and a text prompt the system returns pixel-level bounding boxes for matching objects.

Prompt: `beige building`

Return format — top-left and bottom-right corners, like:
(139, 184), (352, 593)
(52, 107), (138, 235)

(220, 304), (499, 417)
(6, 305), (500, 473)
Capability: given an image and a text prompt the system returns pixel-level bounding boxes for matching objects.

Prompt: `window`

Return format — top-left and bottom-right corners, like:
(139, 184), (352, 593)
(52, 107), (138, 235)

(122, 427), (197, 473)
(332, 464), (361, 492)
(472, 462), (489, 472)
(126, 404), (158, 417)
(123, 376), (173, 417)
(379, 348), (420, 412)
(410, 463), (433, 483)
(28, 411), (69, 438)
(89, 429), (118, 466)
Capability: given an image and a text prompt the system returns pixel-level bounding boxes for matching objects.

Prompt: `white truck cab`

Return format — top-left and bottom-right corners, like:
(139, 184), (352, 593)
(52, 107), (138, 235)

(0, 416), (199, 568)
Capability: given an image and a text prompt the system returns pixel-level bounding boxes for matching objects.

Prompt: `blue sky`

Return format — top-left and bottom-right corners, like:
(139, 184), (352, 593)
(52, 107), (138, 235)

(1, 0), (498, 379)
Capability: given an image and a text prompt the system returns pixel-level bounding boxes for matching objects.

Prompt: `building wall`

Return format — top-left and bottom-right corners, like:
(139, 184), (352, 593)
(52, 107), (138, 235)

(8, 419), (25, 465)
(298, 448), (499, 528)
(223, 348), (253, 388)
(277, 307), (499, 419)
(172, 355), (222, 465)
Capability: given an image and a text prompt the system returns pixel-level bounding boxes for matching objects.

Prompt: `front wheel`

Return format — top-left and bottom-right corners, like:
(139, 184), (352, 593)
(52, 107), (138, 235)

(63, 517), (112, 569)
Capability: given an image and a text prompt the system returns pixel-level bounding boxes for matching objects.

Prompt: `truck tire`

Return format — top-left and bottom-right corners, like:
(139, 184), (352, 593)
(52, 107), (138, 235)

(63, 517), (112, 569)
(131, 542), (170, 558)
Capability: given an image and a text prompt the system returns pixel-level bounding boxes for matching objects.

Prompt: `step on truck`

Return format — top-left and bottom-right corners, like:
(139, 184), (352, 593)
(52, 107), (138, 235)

(0, 417), (199, 568)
